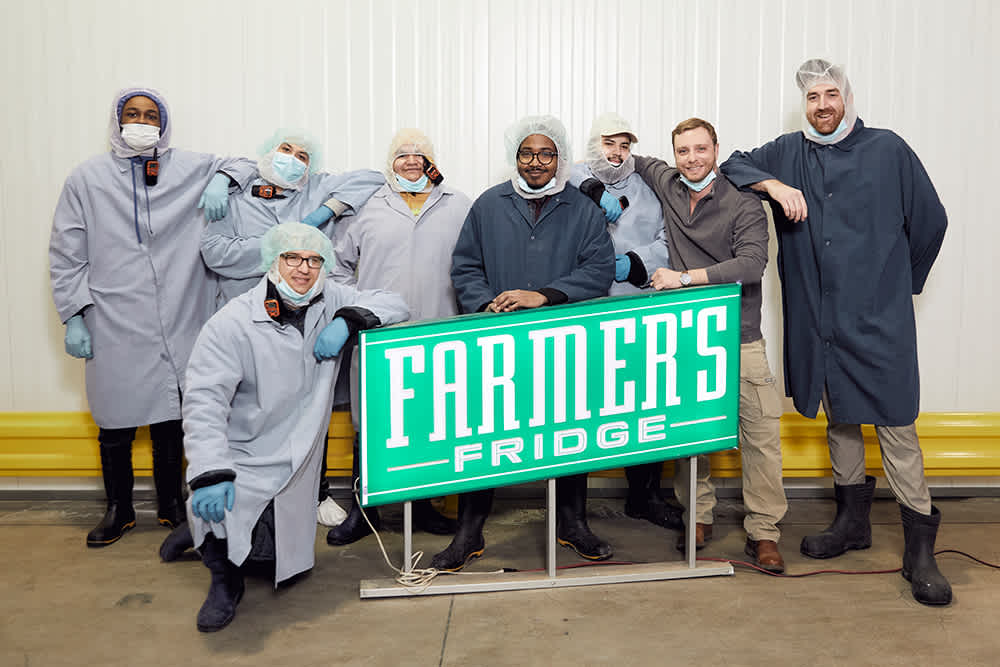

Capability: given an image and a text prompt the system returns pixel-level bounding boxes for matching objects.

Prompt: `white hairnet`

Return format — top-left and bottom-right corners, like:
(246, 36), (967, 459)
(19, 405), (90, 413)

(504, 114), (572, 198)
(257, 128), (322, 190)
(795, 58), (858, 145)
(109, 87), (172, 158)
(585, 112), (638, 184)
(259, 222), (335, 273)
(385, 128), (437, 177)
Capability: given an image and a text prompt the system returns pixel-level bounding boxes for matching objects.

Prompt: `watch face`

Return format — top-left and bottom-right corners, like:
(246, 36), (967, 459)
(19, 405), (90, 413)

(680, 272), (692, 286)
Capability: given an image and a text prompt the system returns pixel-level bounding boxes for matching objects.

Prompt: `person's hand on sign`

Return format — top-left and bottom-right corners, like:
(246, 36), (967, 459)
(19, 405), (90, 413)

(650, 267), (706, 291)
(487, 290), (549, 312)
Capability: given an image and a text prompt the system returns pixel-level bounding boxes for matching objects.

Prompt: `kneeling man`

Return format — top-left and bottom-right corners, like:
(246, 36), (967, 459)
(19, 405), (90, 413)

(183, 222), (408, 632)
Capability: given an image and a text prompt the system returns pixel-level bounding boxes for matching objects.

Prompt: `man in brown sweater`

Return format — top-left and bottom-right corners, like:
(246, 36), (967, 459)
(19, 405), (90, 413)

(634, 117), (787, 572)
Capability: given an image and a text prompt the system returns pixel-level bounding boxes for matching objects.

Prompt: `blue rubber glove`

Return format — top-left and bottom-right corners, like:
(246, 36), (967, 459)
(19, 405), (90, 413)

(615, 254), (631, 282)
(64, 314), (93, 359)
(314, 317), (351, 361)
(301, 204), (335, 227)
(191, 481), (235, 523)
(197, 173), (232, 222)
(599, 191), (623, 223)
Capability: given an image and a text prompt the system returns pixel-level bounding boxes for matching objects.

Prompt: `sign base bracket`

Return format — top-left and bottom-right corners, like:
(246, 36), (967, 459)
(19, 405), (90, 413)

(360, 457), (733, 599)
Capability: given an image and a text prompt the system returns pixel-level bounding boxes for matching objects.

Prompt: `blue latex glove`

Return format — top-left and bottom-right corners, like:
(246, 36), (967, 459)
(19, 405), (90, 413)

(314, 317), (351, 361)
(197, 173), (232, 222)
(64, 314), (93, 359)
(191, 481), (235, 523)
(615, 254), (631, 282)
(301, 204), (335, 227)
(599, 191), (623, 223)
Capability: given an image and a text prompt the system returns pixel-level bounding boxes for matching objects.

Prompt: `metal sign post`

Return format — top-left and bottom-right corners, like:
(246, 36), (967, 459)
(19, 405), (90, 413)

(360, 286), (739, 597)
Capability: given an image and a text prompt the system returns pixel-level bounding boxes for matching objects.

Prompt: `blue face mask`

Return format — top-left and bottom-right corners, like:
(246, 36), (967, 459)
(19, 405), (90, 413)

(272, 152), (308, 184)
(516, 175), (557, 194)
(395, 173), (429, 193)
(275, 274), (322, 307)
(805, 117), (848, 140)
(679, 169), (717, 192)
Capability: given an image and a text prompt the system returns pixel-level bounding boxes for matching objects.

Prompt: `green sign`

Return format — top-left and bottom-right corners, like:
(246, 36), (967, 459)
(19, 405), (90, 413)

(359, 284), (741, 506)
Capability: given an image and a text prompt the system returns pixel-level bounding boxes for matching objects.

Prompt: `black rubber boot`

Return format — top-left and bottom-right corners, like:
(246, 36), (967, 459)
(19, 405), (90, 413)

(900, 504), (952, 606)
(413, 498), (458, 535)
(87, 434), (136, 548)
(624, 462), (684, 530)
(159, 522), (196, 562)
(429, 489), (493, 571)
(801, 475), (876, 559)
(196, 535), (245, 632)
(556, 474), (613, 561)
(151, 420), (187, 529)
(326, 450), (380, 546)
(318, 429), (331, 502)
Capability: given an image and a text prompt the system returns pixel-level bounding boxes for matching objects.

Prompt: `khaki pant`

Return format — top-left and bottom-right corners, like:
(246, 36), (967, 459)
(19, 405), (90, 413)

(822, 392), (931, 515)
(675, 339), (787, 542)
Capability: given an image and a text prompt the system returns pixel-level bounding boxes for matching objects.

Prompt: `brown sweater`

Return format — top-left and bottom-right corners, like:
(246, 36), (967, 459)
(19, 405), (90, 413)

(634, 155), (769, 343)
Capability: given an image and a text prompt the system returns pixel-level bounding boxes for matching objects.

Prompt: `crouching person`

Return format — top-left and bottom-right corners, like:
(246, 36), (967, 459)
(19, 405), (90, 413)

(183, 222), (408, 632)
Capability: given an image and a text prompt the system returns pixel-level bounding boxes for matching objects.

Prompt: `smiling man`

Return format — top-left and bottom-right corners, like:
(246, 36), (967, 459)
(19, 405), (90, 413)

(441, 114), (615, 571)
(633, 117), (787, 573)
(569, 114), (677, 533)
(182, 222), (407, 631)
(721, 59), (950, 605)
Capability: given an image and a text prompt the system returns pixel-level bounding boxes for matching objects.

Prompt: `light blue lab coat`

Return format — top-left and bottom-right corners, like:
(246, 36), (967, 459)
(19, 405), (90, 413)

(183, 276), (409, 583)
(49, 149), (255, 429)
(569, 164), (669, 296)
(200, 169), (384, 306)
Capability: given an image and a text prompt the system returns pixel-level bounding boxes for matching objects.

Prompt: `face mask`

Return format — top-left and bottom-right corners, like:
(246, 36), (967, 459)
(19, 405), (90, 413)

(120, 123), (160, 151)
(395, 173), (429, 193)
(272, 152), (308, 184)
(679, 169), (717, 192)
(805, 117), (849, 141)
(516, 175), (557, 194)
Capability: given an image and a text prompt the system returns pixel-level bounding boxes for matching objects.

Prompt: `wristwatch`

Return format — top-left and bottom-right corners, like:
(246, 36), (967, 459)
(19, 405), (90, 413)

(679, 271), (693, 287)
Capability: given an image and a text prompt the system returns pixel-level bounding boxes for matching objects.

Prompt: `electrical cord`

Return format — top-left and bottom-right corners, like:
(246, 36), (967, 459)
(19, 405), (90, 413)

(698, 547), (1000, 577)
(352, 485), (505, 591)
(353, 484), (1000, 586)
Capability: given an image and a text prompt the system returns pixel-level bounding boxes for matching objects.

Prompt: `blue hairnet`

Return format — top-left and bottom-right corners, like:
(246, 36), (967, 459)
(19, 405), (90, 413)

(259, 222), (335, 273)
(257, 128), (323, 173)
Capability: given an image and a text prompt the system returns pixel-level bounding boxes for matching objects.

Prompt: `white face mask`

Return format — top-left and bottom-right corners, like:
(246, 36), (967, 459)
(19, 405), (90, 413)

(121, 123), (161, 151)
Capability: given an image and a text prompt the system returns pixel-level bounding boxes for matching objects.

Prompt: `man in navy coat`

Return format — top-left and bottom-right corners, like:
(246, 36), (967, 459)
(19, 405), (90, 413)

(436, 115), (615, 571)
(722, 59), (950, 605)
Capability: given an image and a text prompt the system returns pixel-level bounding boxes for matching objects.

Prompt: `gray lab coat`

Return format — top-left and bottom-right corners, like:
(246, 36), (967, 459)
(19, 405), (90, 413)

(331, 182), (472, 321)
(200, 169), (384, 306)
(49, 149), (255, 429)
(568, 163), (669, 296)
(183, 276), (409, 583)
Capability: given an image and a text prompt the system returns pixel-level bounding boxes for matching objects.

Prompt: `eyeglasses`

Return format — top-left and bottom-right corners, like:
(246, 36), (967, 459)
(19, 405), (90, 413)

(516, 149), (558, 165)
(281, 253), (325, 269)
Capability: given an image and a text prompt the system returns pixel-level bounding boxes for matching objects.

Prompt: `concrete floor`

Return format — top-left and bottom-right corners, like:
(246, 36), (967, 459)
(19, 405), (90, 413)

(1, 493), (998, 667)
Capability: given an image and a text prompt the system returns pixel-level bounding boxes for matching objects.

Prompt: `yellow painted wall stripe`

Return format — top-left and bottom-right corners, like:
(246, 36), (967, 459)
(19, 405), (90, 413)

(1, 412), (998, 478)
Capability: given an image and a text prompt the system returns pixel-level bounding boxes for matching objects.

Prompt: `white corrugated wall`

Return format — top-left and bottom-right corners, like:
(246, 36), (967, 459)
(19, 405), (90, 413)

(0, 0), (996, 414)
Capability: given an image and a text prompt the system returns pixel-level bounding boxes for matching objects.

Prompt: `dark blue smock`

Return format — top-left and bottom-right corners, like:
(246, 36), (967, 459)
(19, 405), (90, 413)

(450, 181), (615, 313)
(721, 119), (946, 425)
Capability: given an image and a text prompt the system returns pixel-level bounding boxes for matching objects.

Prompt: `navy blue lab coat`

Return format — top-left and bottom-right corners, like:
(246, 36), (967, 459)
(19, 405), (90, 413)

(450, 181), (615, 313)
(721, 119), (947, 425)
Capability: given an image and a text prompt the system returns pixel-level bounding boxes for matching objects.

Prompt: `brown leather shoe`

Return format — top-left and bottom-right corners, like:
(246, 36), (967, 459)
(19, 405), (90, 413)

(675, 523), (713, 552)
(745, 537), (785, 574)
